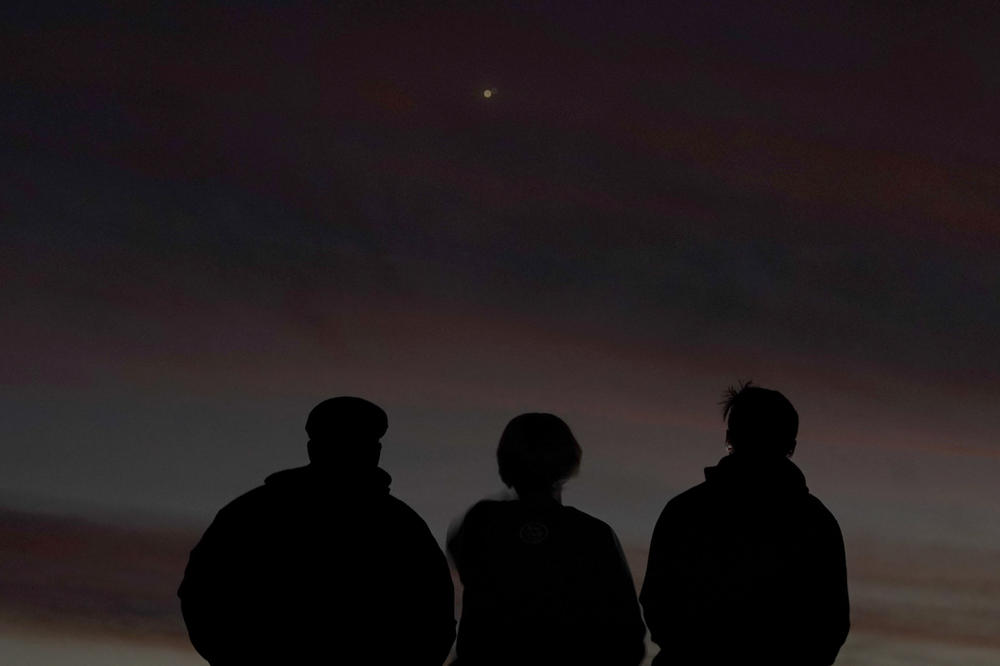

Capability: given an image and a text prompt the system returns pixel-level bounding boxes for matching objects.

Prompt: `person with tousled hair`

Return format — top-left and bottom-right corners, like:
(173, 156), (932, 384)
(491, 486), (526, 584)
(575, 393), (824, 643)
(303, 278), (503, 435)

(178, 397), (455, 665)
(448, 413), (646, 666)
(640, 383), (850, 665)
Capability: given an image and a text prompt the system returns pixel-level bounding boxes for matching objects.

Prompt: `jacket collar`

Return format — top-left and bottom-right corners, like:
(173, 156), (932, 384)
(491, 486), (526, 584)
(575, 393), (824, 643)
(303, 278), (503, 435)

(265, 464), (392, 495)
(704, 453), (808, 495)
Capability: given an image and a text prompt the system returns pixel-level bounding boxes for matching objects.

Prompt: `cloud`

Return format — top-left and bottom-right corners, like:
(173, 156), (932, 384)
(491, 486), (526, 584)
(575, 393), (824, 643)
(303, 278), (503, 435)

(0, 507), (194, 646)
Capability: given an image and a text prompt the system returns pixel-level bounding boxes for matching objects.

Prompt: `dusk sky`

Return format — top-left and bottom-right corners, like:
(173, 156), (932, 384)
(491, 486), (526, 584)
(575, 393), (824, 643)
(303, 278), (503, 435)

(2, 2), (999, 664)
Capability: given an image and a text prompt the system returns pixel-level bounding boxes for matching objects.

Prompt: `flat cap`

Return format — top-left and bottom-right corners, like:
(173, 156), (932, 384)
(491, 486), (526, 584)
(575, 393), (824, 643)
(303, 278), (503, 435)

(305, 396), (388, 441)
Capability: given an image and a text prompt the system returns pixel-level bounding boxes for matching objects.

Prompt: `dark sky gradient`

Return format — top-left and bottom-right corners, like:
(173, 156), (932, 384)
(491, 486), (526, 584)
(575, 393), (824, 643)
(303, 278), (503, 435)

(5, 2), (998, 388)
(3, 2), (1000, 662)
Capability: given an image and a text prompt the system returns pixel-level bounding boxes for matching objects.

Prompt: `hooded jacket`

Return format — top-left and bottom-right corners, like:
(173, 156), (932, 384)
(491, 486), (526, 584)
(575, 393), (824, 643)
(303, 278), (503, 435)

(640, 455), (849, 665)
(178, 465), (455, 665)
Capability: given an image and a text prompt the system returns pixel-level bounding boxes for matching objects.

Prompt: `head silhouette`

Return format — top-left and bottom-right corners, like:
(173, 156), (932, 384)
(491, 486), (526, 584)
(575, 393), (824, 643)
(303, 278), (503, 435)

(305, 396), (388, 468)
(497, 413), (582, 495)
(722, 382), (798, 458)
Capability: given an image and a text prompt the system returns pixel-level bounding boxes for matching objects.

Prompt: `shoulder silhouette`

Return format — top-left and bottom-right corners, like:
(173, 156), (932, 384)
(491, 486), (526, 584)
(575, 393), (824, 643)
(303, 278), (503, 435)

(448, 413), (646, 666)
(640, 383), (850, 665)
(178, 396), (455, 665)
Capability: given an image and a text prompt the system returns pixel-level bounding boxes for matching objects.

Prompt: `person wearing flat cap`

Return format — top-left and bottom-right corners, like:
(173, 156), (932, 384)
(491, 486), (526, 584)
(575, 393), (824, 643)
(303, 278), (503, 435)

(178, 397), (456, 665)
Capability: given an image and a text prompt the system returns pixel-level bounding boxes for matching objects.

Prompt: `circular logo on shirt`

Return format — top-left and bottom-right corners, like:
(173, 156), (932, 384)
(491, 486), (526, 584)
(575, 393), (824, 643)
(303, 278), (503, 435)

(519, 521), (549, 544)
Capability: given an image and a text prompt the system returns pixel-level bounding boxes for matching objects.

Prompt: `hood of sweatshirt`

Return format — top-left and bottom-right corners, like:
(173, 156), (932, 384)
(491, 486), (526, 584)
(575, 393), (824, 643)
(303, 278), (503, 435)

(264, 464), (392, 496)
(704, 453), (808, 498)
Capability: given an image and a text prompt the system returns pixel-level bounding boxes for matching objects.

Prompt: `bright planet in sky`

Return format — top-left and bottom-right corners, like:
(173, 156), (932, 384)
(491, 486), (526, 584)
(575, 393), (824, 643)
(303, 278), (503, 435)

(483, 88), (497, 98)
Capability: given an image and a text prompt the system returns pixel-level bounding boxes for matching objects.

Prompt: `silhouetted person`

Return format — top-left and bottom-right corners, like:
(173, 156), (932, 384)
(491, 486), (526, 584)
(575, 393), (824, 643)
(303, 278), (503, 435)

(178, 397), (455, 665)
(448, 413), (646, 666)
(640, 383), (849, 665)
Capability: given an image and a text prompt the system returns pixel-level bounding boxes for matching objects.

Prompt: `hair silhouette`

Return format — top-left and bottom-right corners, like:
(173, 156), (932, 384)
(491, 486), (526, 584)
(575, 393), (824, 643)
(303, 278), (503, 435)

(641, 383), (849, 666)
(721, 381), (799, 457)
(496, 412), (582, 493)
(449, 412), (645, 666)
(178, 396), (455, 665)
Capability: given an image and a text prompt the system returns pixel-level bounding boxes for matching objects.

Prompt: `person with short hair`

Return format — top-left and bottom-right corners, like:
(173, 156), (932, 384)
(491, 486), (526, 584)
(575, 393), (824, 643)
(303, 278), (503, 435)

(640, 383), (850, 665)
(448, 413), (646, 666)
(178, 396), (456, 665)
